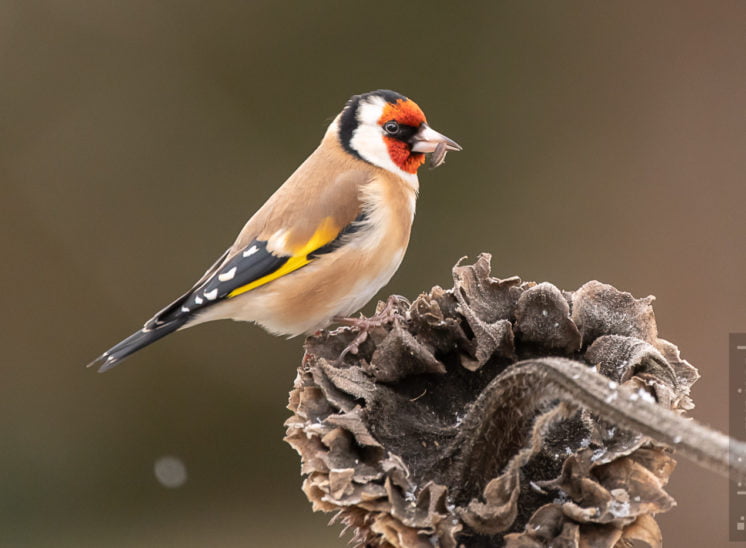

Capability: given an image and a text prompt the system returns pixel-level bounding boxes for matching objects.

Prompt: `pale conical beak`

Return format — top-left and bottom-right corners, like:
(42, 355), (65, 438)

(410, 123), (462, 153)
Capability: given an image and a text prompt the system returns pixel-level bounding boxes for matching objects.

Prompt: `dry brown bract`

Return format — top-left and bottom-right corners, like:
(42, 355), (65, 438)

(285, 253), (701, 547)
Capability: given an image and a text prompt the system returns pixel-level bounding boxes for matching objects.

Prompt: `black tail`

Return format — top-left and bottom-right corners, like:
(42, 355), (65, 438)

(87, 317), (188, 373)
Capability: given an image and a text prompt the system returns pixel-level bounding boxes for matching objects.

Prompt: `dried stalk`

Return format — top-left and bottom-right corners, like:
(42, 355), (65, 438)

(452, 357), (746, 484)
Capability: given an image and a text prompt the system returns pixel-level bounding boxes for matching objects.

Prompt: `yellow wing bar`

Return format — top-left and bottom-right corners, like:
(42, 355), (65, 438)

(227, 217), (341, 298)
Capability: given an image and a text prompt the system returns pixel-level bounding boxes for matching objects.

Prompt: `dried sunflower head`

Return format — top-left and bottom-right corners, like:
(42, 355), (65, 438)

(285, 254), (699, 547)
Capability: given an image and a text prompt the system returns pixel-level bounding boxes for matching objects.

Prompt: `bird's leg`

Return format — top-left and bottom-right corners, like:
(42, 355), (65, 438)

(333, 295), (406, 361)
(334, 330), (369, 363)
(334, 295), (403, 330)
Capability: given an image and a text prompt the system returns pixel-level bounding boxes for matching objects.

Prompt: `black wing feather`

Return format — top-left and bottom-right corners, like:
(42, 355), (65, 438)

(145, 247), (230, 328)
(179, 240), (288, 312)
(165, 212), (367, 321)
(89, 212), (368, 372)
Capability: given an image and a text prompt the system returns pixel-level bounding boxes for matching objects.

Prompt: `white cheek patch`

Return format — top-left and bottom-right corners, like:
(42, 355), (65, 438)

(356, 96), (387, 125)
(350, 100), (418, 185)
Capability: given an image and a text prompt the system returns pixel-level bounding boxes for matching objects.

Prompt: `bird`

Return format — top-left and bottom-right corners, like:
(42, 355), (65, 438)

(87, 89), (461, 372)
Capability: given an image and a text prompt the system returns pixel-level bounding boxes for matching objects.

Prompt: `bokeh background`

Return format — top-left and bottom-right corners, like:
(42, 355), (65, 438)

(2, 1), (745, 546)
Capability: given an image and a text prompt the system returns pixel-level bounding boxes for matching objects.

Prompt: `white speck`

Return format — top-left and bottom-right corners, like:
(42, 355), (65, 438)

(529, 481), (547, 494)
(554, 322), (559, 327)
(194, 295), (203, 305)
(154, 455), (187, 488)
(629, 392), (639, 401)
(604, 391), (618, 403)
(608, 499), (630, 518)
(204, 288), (218, 301)
(243, 245), (259, 257)
(542, 309), (548, 317)
(218, 266), (237, 282)
(638, 389), (656, 403)
(181, 306), (190, 313)
(608, 381), (618, 390)
(673, 435), (682, 444)
(553, 489), (570, 504)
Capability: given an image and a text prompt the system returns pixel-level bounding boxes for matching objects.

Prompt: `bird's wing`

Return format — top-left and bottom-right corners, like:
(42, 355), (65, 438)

(146, 169), (368, 328)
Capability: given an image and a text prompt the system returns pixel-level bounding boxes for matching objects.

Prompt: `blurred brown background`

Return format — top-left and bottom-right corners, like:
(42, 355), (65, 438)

(2, 1), (745, 546)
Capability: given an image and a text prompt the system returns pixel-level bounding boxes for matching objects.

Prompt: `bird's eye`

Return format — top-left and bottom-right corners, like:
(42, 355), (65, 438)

(383, 121), (400, 135)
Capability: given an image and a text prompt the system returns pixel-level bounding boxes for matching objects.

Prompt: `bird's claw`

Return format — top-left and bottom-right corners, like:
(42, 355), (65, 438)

(333, 296), (406, 362)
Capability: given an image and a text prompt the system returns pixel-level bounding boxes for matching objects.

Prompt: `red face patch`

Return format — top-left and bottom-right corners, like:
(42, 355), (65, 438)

(378, 99), (427, 174)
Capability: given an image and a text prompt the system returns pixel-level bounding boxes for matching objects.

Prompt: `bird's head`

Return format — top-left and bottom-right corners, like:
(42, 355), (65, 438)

(336, 90), (461, 178)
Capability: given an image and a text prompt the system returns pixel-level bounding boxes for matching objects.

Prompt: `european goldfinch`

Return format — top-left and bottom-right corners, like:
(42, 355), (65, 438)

(88, 89), (461, 372)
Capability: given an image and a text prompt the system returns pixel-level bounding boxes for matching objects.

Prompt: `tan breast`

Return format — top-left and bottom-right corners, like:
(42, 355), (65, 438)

(196, 153), (419, 336)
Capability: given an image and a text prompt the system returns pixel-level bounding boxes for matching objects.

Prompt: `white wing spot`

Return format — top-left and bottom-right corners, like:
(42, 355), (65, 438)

(243, 245), (259, 258)
(218, 266), (237, 282)
(194, 295), (203, 305)
(204, 288), (218, 301)
(181, 306), (190, 313)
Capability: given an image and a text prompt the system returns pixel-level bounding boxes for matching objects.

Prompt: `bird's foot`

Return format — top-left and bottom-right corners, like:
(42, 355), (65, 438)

(333, 295), (407, 362)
